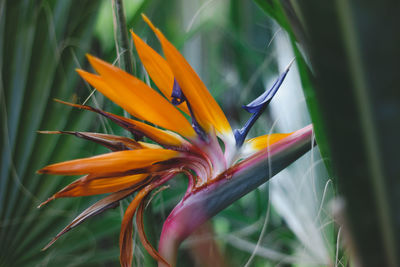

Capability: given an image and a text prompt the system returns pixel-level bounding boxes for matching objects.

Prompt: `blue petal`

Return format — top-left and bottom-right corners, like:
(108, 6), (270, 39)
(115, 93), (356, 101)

(243, 60), (293, 114)
(170, 79), (208, 141)
(234, 59), (294, 147)
(171, 79), (186, 105)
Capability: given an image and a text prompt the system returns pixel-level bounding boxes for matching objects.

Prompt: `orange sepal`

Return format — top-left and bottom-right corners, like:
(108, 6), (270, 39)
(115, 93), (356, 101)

(38, 174), (149, 207)
(142, 14), (233, 138)
(131, 30), (190, 115)
(38, 149), (180, 176)
(78, 57), (195, 138)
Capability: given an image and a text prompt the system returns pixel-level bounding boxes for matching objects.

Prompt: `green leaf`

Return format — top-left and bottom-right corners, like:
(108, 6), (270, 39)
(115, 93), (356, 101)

(0, 1), (124, 265)
(256, 0), (400, 266)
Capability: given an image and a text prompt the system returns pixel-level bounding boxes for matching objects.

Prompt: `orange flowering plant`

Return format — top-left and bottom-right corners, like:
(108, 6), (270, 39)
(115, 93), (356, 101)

(38, 15), (313, 267)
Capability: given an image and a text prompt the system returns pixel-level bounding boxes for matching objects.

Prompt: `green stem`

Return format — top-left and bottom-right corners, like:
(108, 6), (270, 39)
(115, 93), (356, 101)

(112, 0), (135, 74)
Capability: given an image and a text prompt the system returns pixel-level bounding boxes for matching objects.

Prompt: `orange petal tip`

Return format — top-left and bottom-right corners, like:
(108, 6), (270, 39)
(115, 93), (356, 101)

(86, 54), (102, 67)
(85, 53), (93, 60)
(130, 30), (141, 43)
(141, 14), (158, 33)
(76, 71), (93, 84)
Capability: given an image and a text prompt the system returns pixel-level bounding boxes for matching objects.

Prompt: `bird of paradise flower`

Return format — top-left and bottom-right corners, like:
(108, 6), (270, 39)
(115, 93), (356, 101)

(37, 15), (314, 267)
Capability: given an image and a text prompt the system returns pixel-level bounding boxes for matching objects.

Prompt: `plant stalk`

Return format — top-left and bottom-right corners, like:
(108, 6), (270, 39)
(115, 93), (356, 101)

(112, 0), (134, 74)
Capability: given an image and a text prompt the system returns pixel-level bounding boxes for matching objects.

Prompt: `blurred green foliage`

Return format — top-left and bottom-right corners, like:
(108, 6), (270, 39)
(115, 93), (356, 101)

(1, 0), (335, 266)
(257, 0), (400, 266)
(0, 0), (122, 266)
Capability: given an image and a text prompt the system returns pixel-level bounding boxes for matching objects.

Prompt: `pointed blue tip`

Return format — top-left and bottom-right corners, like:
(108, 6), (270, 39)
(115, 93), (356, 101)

(234, 59), (294, 147)
(171, 79), (186, 105)
(170, 79), (208, 141)
(243, 59), (293, 114)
